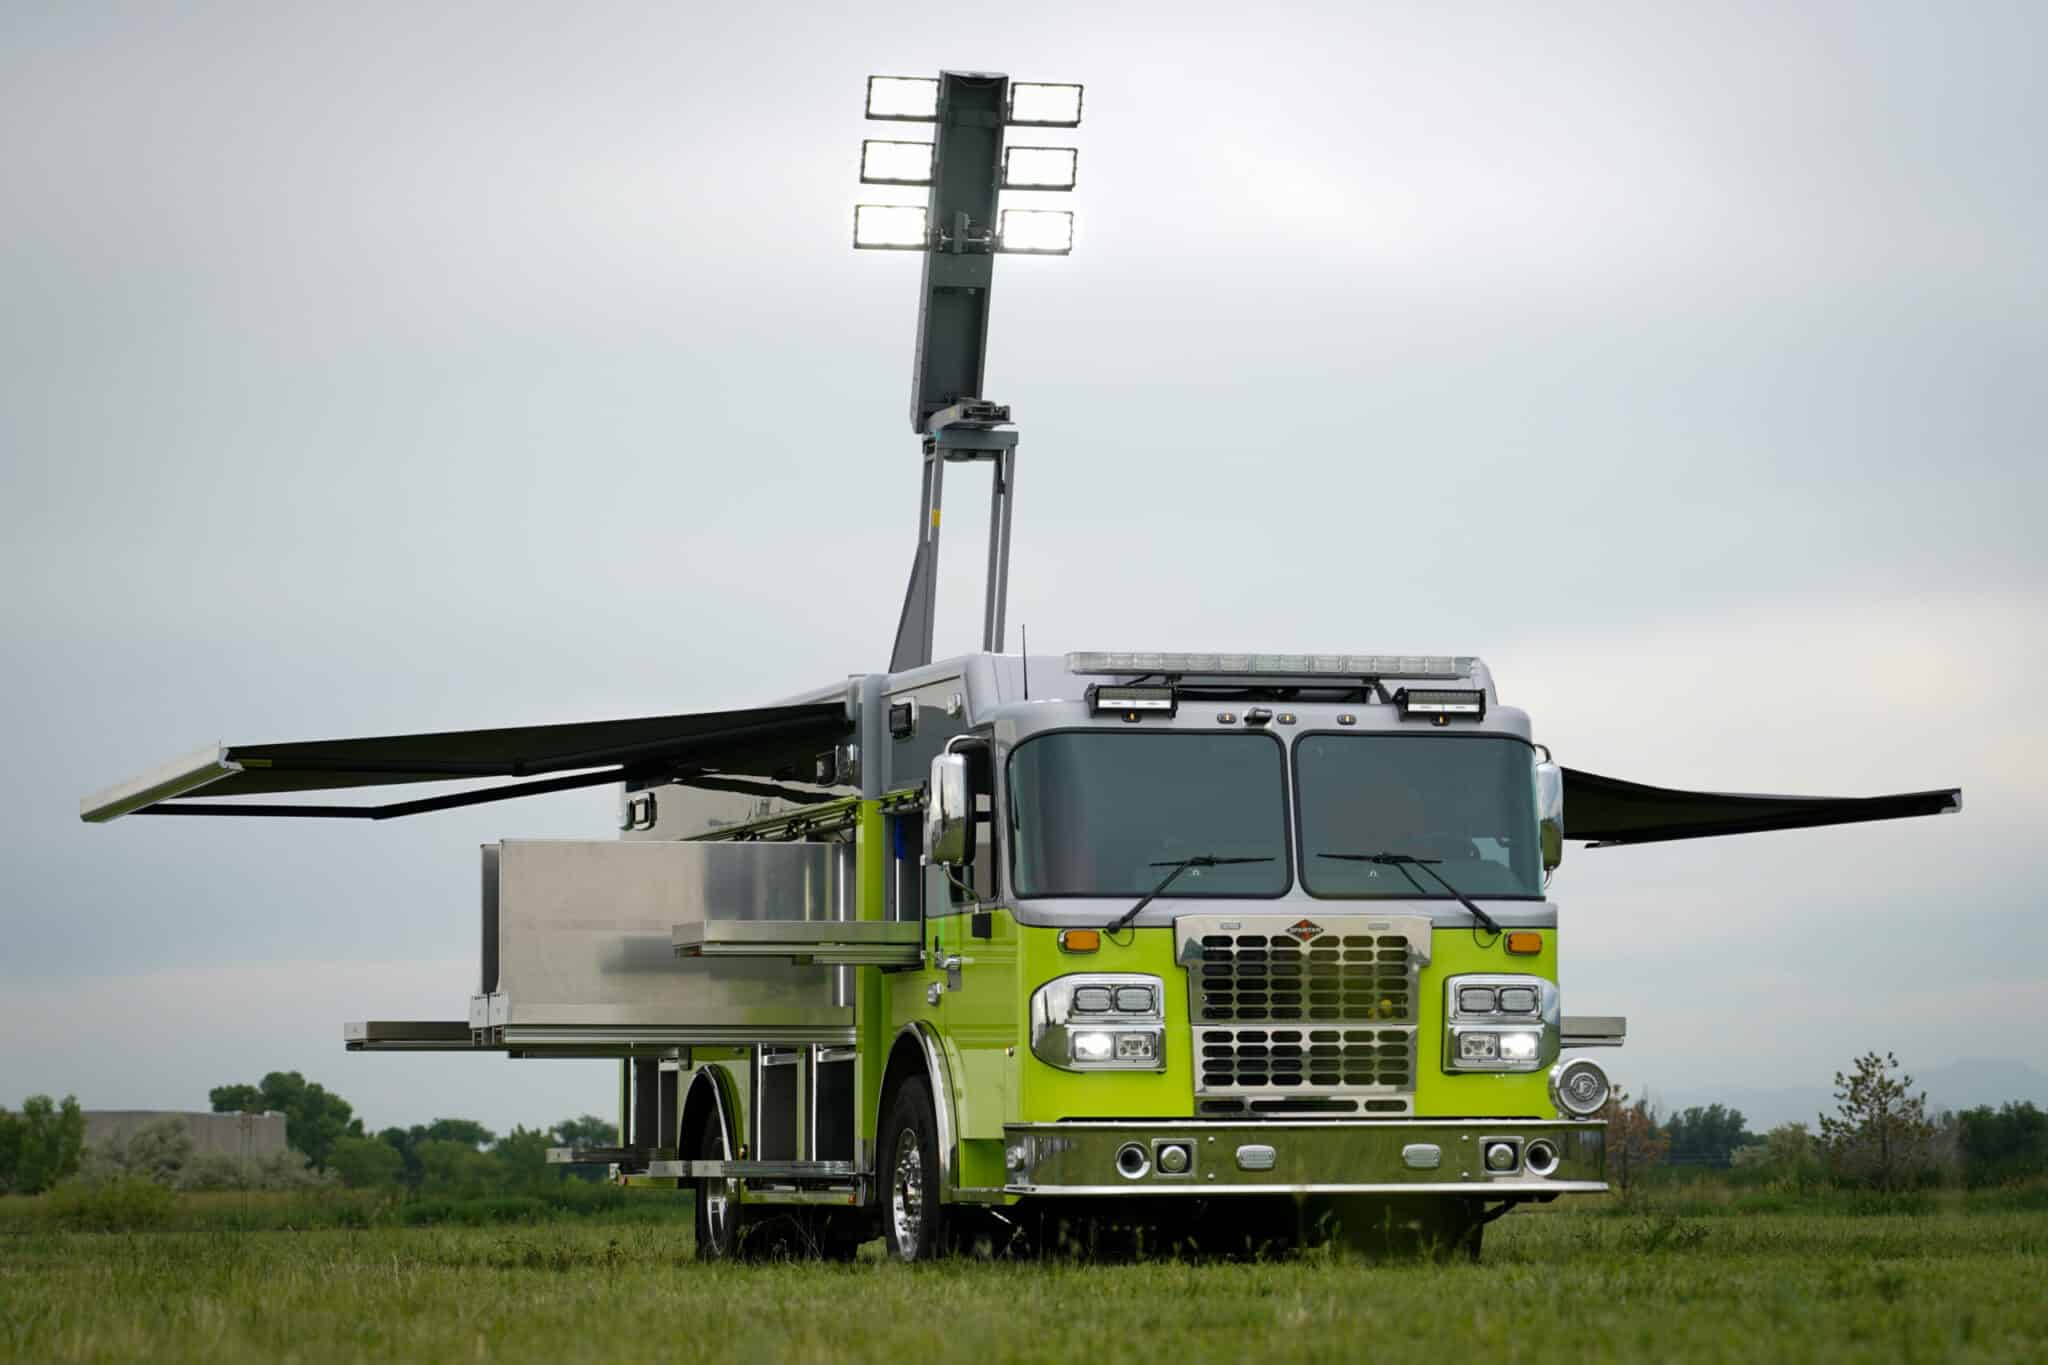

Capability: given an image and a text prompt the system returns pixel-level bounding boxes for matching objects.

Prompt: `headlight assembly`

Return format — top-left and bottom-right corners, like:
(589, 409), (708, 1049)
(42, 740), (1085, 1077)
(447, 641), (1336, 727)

(1443, 974), (1559, 1073)
(1031, 973), (1166, 1072)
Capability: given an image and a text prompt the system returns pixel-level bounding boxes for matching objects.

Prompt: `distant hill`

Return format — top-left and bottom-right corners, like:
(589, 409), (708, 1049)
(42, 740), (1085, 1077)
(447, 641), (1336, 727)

(1647, 1057), (2047, 1133)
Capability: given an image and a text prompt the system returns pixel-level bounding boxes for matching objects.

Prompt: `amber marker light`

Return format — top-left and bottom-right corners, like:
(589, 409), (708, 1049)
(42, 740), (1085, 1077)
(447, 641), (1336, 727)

(1059, 929), (1101, 953)
(1505, 931), (1543, 956)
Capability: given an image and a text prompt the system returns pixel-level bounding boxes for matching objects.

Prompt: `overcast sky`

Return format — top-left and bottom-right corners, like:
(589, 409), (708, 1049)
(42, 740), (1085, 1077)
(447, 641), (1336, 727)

(3, 0), (2042, 1136)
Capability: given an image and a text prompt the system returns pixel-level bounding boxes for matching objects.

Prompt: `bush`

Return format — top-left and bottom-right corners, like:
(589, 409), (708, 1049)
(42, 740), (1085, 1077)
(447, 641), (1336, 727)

(0, 1095), (87, 1195)
(44, 1176), (175, 1231)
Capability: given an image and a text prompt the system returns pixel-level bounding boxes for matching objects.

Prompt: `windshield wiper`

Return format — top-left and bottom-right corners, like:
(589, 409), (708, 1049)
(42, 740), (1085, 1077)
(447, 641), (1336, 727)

(1107, 855), (1275, 934)
(1316, 852), (1502, 935)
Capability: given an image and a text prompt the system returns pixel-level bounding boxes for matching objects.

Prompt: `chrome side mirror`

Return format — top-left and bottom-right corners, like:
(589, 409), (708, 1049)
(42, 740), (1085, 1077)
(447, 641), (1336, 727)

(1536, 759), (1565, 873)
(925, 752), (974, 866)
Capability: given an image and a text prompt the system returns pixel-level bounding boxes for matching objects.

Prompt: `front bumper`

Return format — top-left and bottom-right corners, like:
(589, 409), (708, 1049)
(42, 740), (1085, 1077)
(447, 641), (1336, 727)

(1002, 1119), (1605, 1197)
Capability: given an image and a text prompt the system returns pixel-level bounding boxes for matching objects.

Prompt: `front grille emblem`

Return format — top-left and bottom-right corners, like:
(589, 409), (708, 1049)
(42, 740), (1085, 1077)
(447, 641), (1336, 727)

(1286, 918), (1323, 942)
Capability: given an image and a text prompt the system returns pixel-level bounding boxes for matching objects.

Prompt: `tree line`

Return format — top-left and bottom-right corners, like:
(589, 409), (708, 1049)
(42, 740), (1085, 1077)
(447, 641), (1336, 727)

(1, 1072), (617, 1198)
(1603, 1051), (2048, 1192)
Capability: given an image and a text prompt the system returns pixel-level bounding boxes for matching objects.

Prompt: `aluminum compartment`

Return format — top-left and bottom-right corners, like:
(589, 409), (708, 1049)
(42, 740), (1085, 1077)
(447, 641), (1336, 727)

(474, 839), (857, 1047)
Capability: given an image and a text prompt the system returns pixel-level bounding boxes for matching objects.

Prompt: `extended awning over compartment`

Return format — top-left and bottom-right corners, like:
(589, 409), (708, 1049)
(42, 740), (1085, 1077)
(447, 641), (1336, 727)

(79, 701), (851, 822)
(1561, 768), (1960, 848)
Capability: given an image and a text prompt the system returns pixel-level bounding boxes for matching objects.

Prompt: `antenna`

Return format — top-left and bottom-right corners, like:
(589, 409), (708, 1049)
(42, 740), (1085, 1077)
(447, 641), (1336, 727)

(853, 72), (1082, 670)
(1021, 624), (1030, 700)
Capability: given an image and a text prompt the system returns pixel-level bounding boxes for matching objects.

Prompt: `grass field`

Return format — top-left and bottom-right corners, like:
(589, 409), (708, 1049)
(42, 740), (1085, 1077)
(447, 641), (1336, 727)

(3, 1191), (2045, 1363)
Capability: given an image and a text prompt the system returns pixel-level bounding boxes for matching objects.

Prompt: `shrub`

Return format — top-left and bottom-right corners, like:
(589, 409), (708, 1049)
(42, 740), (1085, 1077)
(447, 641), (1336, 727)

(44, 1175), (175, 1231)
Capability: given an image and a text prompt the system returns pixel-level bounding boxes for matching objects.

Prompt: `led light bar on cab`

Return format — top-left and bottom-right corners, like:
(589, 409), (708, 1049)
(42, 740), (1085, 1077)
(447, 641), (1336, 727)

(1397, 687), (1487, 721)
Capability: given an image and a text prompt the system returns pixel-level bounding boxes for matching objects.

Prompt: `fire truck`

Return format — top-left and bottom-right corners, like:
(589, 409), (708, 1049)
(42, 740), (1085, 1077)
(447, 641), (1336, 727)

(80, 72), (1960, 1261)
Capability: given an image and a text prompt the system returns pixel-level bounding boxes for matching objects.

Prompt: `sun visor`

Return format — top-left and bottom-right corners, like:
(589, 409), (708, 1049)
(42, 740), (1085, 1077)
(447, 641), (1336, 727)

(1562, 768), (1961, 848)
(80, 701), (851, 822)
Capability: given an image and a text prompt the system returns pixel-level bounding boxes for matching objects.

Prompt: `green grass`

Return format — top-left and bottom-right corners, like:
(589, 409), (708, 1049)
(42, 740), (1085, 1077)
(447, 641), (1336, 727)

(2, 1194), (2044, 1363)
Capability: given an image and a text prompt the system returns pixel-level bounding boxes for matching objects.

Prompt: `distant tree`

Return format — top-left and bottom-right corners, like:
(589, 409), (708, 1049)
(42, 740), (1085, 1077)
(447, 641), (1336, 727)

(328, 1135), (405, 1189)
(1818, 1051), (1937, 1190)
(416, 1118), (496, 1149)
(416, 1139), (501, 1196)
(1955, 1101), (2048, 1187)
(1603, 1088), (1669, 1192)
(1663, 1104), (1754, 1167)
(493, 1126), (557, 1190)
(554, 1115), (617, 1148)
(209, 1072), (363, 1170)
(0, 1095), (87, 1195)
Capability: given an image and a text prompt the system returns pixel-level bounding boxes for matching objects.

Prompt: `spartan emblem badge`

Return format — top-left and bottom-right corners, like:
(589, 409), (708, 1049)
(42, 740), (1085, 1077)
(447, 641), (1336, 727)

(1286, 918), (1323, 943)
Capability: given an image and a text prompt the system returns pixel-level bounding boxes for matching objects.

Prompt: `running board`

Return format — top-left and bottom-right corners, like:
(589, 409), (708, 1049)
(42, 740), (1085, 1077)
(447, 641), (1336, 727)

(644, 1158), (858, 1180)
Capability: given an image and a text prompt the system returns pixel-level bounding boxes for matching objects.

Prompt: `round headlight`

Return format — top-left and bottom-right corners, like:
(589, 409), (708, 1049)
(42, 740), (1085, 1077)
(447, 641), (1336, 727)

(1549, 1058), (1611, 1117)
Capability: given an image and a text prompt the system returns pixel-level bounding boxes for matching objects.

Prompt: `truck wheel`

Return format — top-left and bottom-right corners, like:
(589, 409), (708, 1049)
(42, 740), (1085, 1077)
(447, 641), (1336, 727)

(689, 1107), (745, 1261)
(880, 1074), (950, 1262)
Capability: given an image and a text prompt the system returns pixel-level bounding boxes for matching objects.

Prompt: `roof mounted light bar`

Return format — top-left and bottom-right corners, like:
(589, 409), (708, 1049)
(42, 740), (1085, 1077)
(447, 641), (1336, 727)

(1067, 652), (1476, 680)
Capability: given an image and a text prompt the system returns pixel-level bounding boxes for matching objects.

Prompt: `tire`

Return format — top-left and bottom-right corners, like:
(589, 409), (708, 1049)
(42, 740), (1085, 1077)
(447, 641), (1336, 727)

(689, 1104), (745, 1262)
(880, 1074), (951, 1262)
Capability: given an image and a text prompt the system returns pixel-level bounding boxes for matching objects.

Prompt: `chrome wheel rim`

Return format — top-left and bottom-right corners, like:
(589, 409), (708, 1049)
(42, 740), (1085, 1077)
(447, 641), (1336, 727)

(889, 1126), (925, 1259)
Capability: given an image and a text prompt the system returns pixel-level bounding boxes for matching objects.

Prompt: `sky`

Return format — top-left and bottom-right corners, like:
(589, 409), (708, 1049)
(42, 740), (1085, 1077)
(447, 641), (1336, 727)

(3, 0), (2043, 1137)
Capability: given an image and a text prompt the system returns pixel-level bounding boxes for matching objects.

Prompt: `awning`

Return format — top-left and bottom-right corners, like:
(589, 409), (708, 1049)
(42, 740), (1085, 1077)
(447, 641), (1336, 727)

(80, 701), (851, 822)
(1562, 768), (1961, 848)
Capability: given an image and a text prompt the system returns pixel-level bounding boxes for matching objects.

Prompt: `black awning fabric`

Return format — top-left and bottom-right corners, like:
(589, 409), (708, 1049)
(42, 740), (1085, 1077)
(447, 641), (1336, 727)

(1562, 767), (1961, 847)
(91, 701), (850, 820)
(201, 701), (848, 795)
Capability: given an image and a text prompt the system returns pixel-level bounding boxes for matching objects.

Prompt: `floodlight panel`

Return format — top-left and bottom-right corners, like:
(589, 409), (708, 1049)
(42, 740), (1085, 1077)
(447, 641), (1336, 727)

(1008, 82), (1083, 127)
(862, 139), (934, 186)
(1002, 146), (1078, 190)
(853, 203), (929, 250)
(867, 76), (939, 121)
(998, 209), (1073, 255)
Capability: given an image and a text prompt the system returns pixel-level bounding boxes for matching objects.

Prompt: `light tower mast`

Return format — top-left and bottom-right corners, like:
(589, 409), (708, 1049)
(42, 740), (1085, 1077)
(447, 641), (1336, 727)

(853, 72), (1082, 670)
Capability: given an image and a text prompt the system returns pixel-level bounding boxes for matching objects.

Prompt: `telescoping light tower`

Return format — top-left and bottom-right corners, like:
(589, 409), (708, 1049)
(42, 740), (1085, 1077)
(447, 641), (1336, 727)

(853, 72), (1082, 672)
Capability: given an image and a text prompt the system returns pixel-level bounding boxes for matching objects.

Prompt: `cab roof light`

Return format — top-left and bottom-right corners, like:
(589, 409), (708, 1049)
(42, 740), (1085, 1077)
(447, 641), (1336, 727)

(1067, 652), (1475, 680)
(1088, 684), (1176, 719)
(1397, 687), (1486, 722)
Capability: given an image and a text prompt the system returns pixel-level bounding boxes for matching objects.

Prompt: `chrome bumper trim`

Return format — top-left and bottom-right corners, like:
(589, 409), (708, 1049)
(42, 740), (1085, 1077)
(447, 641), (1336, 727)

(1003, 1118), (1604, 1196)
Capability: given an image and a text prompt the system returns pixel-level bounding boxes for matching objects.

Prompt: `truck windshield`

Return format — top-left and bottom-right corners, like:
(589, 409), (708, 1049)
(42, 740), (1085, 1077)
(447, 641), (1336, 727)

(1008, 732), (1290, 898)
(1295, 734), (1541, 899)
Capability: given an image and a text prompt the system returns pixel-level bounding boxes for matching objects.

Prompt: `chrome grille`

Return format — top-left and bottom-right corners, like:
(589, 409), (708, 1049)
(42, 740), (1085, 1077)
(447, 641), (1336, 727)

(1199, 1027), (1413, 1089)
(1176, 914), (1429, 1113)
(1192, 932), (1416, 1023)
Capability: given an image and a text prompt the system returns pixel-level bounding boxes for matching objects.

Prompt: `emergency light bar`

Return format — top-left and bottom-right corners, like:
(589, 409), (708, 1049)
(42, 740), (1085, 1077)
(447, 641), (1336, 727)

(1397, 687), (1487, 721)
(1067, 652), (1477, 679)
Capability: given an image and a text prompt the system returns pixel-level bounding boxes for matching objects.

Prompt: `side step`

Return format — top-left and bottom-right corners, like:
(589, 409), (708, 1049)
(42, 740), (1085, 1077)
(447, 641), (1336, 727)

(343, 1021), (473, 1052)
(643, 1159), (858, 1180)
(672, 919), (923, 966)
